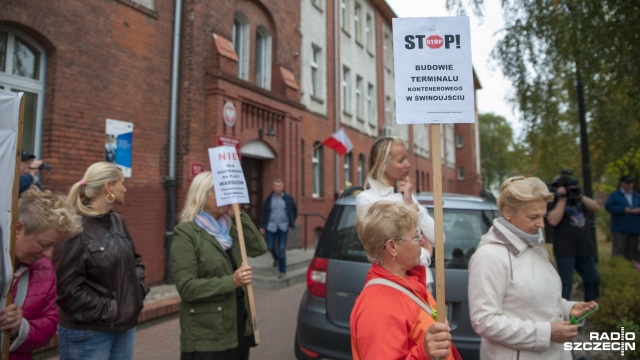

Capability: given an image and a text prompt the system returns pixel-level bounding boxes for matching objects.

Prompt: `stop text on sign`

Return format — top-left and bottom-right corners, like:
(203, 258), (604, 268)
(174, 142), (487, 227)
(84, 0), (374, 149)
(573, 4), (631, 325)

(405, 34), (462, 50)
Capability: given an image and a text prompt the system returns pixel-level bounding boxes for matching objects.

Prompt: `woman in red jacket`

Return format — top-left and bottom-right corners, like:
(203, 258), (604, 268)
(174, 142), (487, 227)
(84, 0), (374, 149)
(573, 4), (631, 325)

(350, 201), (461, 360)
(0, 190), (82, 359)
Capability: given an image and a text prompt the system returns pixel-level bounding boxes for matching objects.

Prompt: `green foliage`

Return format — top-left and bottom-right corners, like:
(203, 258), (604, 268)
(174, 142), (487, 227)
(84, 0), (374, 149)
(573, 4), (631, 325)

(591, 258), (640, 337)
(616, 317), (640, 359)
(455, 0), (640, 184)
(479, 113), (515, 190)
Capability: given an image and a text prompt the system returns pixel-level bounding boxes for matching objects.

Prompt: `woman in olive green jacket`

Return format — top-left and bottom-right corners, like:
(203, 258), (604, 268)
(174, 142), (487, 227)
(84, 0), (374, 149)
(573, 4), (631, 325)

(171, 171), (267, 360)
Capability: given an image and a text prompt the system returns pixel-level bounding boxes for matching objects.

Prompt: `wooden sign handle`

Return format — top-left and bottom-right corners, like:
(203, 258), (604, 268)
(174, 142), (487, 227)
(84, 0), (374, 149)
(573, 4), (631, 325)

(430, 124), (446, 324)
(232, 203), (260, 344)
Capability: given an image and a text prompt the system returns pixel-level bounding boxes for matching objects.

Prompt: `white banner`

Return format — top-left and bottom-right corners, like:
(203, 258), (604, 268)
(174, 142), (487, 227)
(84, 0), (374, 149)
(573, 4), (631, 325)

(392, 17), (475, 124)
(208, 146), (250, 206)
(0, 90), (22, 314)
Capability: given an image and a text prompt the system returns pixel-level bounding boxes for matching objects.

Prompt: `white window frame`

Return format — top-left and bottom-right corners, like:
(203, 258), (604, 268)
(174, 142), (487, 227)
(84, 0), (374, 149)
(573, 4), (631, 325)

(312, 142), (324, 197)
(367, 83), (375, 126)
(383, 28), (393, 72)
(357, 154), (365, 186)
(311, 0), (323, 11)
(458, 166), (465, 180)
(355, 75), (363, 120)
(365, 13), (373, 53)
(341, 0), (349, 33)
(344, 153), (352, 186)
(385, 95), (391, 123)
(255, 26), (272, 89)
(311, 44), (321, 99)
(232, 14), (249, 80)
(456, 134), (464, 148)
(354, 3), (362, 45)
(0, 27), (46, 157)
(342, 66), (351, 114)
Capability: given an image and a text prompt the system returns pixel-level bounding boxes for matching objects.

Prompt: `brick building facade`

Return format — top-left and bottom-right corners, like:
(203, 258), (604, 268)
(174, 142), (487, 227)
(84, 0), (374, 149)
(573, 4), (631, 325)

(1, 0), (483, 284)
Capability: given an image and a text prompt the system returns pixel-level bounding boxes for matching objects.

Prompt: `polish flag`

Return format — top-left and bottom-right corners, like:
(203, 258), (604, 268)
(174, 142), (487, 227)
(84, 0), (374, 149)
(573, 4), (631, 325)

(322, 128), (353, 155)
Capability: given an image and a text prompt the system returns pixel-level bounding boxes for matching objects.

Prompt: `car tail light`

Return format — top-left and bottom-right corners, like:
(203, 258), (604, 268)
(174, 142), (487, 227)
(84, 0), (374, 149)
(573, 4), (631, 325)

(298, 344), (319, 358)
(307, 257), (328, 298)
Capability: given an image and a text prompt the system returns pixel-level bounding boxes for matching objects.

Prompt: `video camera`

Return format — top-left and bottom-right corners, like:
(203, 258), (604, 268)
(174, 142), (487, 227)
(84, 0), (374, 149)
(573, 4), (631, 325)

(548, 170), (582, 201)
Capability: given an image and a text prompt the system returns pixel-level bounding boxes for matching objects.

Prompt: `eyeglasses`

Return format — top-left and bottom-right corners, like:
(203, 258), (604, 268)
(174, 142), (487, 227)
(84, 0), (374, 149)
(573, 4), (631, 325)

(397, 230), (423, 243)
(383, 229), (422, 249)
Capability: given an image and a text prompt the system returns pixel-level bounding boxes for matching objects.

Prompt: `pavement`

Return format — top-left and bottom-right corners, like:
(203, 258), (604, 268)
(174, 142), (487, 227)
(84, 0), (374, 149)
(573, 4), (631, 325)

(33, 249), (315, 359)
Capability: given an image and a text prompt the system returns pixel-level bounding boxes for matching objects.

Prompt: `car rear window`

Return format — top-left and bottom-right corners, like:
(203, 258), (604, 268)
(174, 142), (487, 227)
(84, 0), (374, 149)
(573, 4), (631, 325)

(320, 204), (496, 269)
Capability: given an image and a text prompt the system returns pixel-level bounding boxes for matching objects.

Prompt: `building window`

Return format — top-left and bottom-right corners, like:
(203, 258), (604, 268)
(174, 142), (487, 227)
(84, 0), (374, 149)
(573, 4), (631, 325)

(301, 139), (305, 196)
(0, 28), (45, 156)
(344, 153), (353, 186)
(129, 0), (155, 11)
(255, 26), (271, 89)
(232, 14), (249, 80)
(341, 0), (349, 33)
(458, 166), (465, 180)
(312, 142), (324, 197)
(365, 13), (373, 53)
(354, 3), (362, 44)
(385, 95), (391, 123)
(383, 28), (393, 72)
(456, 134), (464, 148)
(311, 0), (323, 11)
(311, 44), (321, 98)
(367, 83), (375, 125)
(342, 66), (351, 114)
(358, 154), (366, 186)
(445, 124), (455, 166)
(355, 75), (363, 120)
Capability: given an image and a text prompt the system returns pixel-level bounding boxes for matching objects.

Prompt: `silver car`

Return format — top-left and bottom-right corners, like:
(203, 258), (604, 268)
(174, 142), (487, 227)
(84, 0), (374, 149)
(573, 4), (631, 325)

(295, 189), (499, 360)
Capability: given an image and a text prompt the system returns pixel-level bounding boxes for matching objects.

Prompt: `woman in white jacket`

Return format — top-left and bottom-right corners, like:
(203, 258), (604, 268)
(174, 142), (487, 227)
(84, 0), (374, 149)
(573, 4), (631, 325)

(356, 136), (436, 289)
(468, 176), (597, 360)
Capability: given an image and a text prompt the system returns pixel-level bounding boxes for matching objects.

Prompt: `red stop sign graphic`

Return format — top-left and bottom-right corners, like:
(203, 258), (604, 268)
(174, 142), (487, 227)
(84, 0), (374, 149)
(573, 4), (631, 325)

(426, 35), (443, 49)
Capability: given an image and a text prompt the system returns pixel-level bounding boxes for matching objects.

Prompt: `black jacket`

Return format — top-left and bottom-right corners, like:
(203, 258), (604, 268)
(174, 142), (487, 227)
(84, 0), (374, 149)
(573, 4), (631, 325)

(53, 212), (149, 331)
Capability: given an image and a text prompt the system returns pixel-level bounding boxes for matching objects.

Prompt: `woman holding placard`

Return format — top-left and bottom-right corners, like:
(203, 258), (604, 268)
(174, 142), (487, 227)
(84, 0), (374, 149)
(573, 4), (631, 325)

(171, 171), (267, 360)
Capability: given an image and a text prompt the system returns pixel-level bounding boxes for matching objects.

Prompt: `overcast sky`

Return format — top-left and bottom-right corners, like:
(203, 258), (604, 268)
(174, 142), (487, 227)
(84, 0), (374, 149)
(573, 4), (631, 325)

(385, 0), (522, 135)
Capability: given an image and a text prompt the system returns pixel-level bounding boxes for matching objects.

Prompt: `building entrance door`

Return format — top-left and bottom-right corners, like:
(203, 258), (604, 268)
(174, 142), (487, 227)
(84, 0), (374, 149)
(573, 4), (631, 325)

(241, 156), (264, 226)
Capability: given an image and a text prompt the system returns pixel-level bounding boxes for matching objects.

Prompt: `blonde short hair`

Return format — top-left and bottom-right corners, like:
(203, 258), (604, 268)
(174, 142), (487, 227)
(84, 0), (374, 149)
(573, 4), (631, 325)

(68, 162), (123, 217)
(356, 201), (418, 264)
(497, 176), (554, 212)
(366, 136), (407, 188)
(179, 171), (215, 223)
(19, 190), (82, 236)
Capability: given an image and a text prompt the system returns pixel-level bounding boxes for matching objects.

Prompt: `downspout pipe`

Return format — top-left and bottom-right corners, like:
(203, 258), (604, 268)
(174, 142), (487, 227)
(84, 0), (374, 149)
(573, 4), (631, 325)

(165, 0), (182, 284)
(334, 0), (340, 199)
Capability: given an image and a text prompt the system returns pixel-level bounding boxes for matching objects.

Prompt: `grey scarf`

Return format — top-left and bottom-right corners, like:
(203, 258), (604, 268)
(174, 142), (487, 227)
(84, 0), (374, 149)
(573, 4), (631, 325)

(496, 217), (543, 246)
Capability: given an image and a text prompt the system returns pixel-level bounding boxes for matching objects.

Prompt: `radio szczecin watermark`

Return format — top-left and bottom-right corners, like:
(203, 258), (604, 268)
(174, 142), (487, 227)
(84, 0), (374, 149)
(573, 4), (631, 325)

(564, 327), (636, 356)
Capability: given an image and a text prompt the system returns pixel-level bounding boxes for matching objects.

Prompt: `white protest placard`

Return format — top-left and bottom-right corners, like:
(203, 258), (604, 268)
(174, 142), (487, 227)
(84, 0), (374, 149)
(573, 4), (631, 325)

(0, 89), (22, 353)
(208, 146), (249, 206)
(392, 17), (474, 124)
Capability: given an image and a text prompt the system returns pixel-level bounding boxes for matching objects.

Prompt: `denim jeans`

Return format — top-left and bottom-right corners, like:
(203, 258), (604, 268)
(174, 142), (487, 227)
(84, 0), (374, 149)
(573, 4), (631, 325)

(556, 255), (601, 301)
(266, 228), (288, 273)
(58, 325), (136, 360)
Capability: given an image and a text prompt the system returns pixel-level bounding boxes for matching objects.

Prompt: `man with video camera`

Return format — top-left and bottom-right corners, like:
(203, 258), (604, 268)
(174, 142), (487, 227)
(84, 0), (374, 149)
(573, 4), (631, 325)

(19, 150), (51, 196)
(547, 170), (601, 301)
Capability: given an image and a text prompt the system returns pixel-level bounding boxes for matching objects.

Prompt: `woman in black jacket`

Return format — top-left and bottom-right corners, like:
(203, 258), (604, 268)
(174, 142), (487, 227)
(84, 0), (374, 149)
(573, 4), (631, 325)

(53, 162), (149, 360)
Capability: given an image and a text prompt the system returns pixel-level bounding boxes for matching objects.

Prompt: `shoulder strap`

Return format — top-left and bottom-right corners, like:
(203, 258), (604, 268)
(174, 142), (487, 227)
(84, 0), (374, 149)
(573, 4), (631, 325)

(14, 265), (29, 307)
(364, 278), (433, 316)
